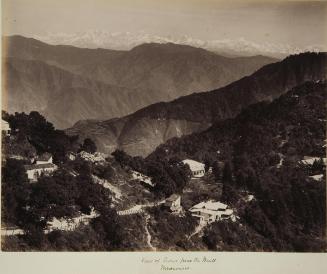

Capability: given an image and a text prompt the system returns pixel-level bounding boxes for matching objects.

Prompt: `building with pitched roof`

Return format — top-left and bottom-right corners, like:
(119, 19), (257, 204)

(189, 200), (233, 224)
(164, 194), (182, 213)
(182, 159), (205, 178)
(2, 119), (11, 136)
(36, 152), (53, 165)
(25, 152), (57, 182)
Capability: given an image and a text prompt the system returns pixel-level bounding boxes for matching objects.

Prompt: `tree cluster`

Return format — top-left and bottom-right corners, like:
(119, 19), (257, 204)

(112, 150), (191, 197)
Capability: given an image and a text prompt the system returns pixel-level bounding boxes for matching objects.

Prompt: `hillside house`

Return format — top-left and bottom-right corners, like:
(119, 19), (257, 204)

(189, 200), (233, 224)
(24, 163), (58, 182)
(36, 152), (53, 165)
(182, 159), (205, 178)
(2, 119), (11, 136)
(164, 194), (182, 213)
(25, 152), (57, 182)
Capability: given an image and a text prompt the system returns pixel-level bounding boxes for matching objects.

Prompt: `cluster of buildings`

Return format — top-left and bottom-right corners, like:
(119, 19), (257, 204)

(3, 119), (233, 225)
(164, 194), (234, 225)
(22, 150), (108, 182)
(24, 152), (57, 182)
(162, 159), (235, 224)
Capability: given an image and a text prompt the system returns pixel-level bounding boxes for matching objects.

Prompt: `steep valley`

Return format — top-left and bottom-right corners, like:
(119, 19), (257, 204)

(67, 52), (327, 156)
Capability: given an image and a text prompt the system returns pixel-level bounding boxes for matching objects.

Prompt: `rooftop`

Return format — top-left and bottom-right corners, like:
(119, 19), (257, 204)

(301, 156), (326, 165)
(37, 152), (52, 161)
(2, 119), (10, 130)
(182, 159), (205, 170)
(166, 194), (180, 202)
(190, 200), (228, 211)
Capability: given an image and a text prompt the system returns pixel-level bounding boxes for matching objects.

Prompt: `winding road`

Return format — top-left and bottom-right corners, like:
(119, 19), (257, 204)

(117, 200), (166, 216)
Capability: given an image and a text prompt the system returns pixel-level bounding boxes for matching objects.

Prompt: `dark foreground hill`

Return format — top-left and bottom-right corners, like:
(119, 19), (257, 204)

(67, 52), (327, 156)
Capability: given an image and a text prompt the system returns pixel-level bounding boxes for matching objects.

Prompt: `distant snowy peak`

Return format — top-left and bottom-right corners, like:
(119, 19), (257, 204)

(34, 30), (326, 58)
(34, 31), (174, 51)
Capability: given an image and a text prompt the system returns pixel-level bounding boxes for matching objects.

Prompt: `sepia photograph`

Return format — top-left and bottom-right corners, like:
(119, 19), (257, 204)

(1, 0), (326, 254)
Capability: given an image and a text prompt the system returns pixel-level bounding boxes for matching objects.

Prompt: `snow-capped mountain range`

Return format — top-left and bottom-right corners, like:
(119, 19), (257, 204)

(34, 30), (326, 58)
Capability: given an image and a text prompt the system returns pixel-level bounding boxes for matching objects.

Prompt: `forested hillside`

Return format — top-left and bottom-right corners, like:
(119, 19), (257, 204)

(149, 81), (327, 251)
(1, 111), (194, 251)
(1, 83), (326, 252)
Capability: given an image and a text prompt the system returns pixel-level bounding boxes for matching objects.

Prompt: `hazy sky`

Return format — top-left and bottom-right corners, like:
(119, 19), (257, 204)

(2, 0), (327, 47)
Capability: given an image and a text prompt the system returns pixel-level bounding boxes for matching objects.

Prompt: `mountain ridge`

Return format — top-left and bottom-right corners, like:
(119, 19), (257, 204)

(148, 80), (327, 161)
(3, 57), (160, 128)
(32, 30), (327, 58)
(3, 36), (278, 128)
(66, 52), (327, 156)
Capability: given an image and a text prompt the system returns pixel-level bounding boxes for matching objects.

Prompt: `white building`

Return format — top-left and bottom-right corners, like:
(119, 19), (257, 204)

(2, 119), (11, 135)
(164, 194), (182, 213)
(25, 152), (57, 182)
(189, 200), (233, 224)
(182, 159), (205, 178)
(25, 163), (58, 182)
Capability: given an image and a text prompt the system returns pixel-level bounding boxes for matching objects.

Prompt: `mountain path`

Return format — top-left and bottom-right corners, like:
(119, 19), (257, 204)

(117, 200), (166, 216)
(144, 213), (156, 251)
(188, 222), (207, 239)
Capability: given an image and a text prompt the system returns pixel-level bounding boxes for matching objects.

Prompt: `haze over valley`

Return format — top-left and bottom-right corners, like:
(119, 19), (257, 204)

(3, 35), (277, 128)
(67, 52), (327, 156)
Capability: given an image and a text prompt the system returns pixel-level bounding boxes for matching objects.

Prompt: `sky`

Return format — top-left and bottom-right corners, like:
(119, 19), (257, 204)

(2, 0), (327, 48)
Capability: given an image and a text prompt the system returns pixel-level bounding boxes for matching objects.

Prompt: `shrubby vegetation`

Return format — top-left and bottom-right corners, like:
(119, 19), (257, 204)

(1, 111), (125, 250)
(1, 159), (30, 226)
(112, 150), (191, 197)
(1, 158), (123, 250)
(147, 206), (199, 250)
(202, 221), (271, 251)
(3, 111), (79, 163)
(79, 138), (97, 154)
(2, 111), (193, 250)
